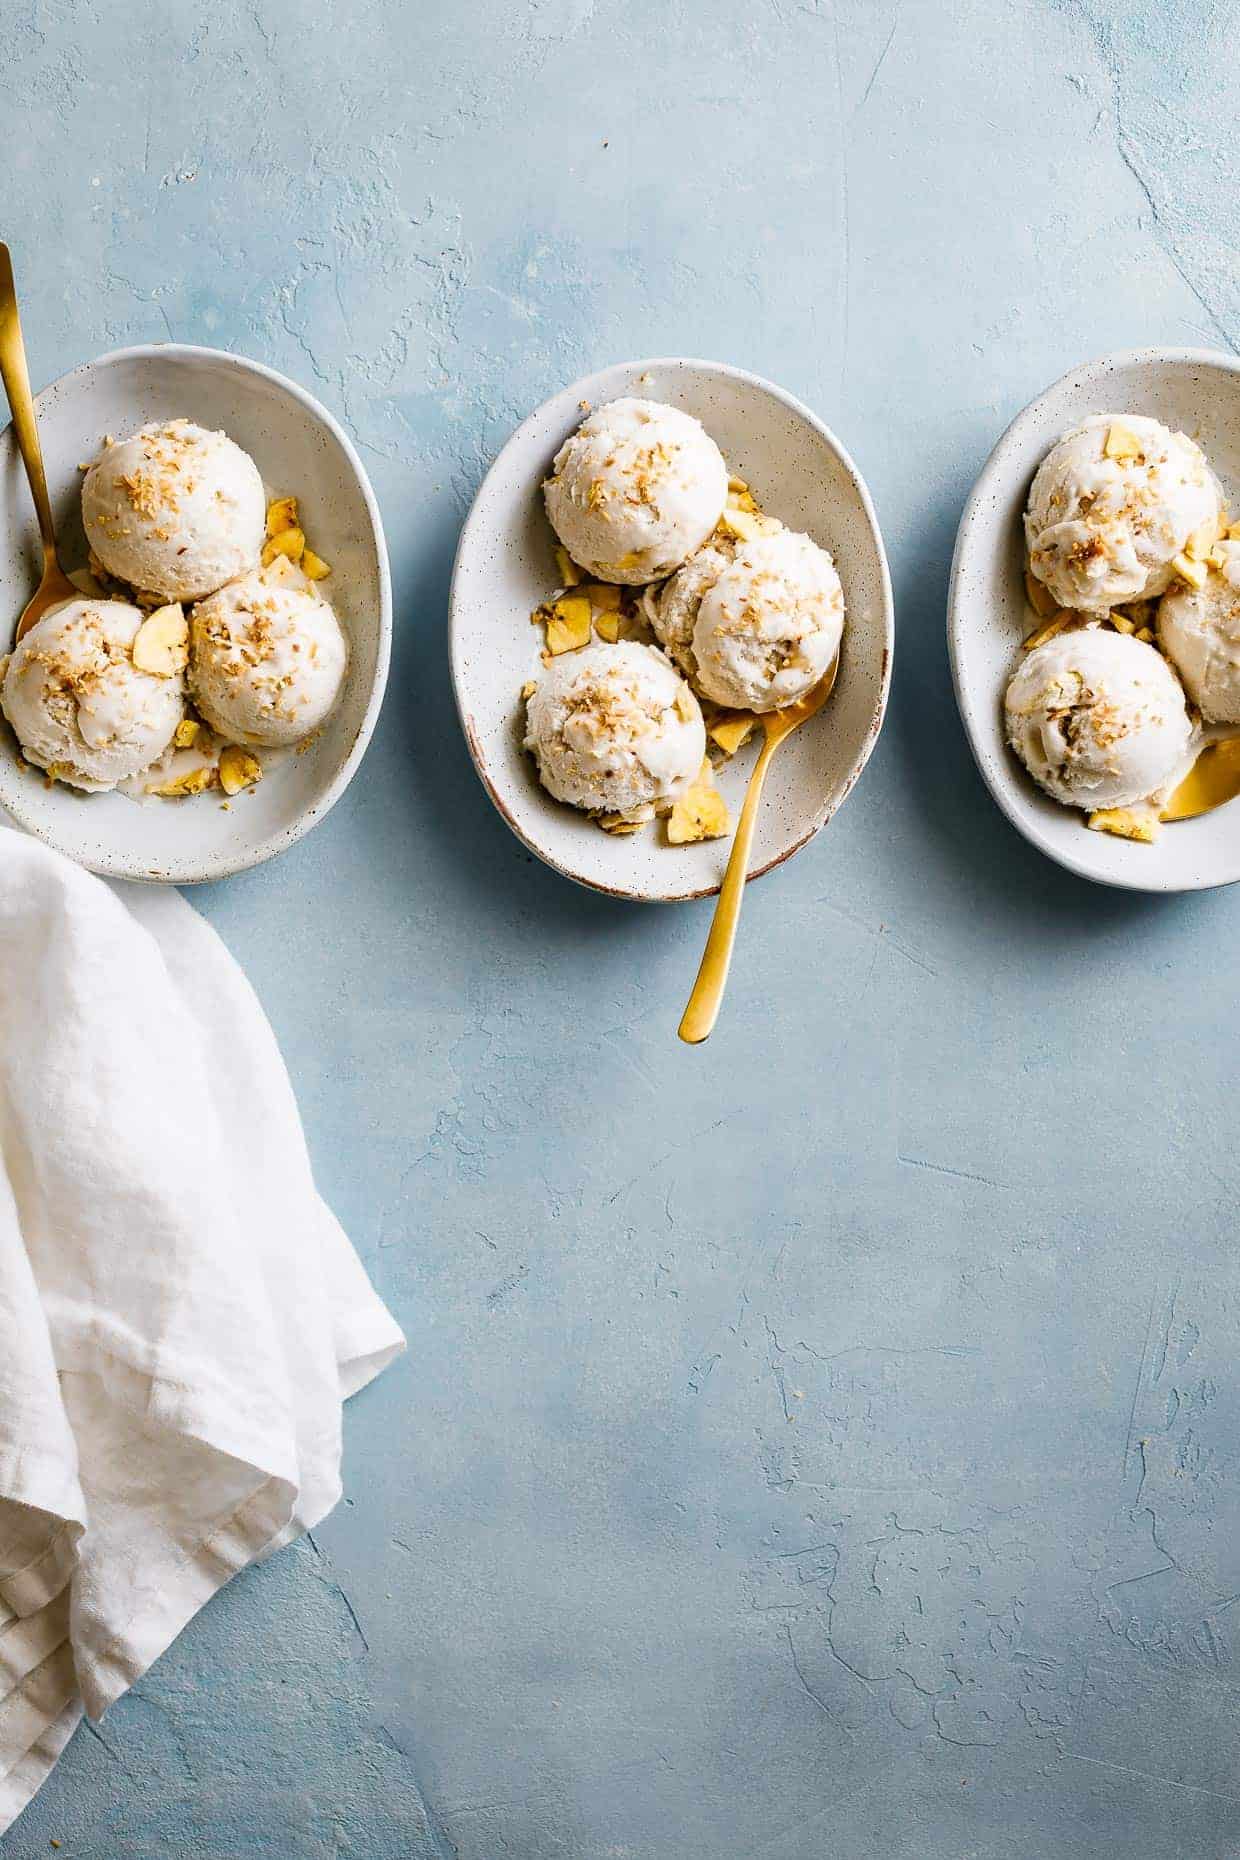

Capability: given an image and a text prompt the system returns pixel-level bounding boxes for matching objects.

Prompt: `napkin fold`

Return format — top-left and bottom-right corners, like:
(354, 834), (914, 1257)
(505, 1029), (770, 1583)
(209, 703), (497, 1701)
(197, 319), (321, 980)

(0, 828), (404, 1833)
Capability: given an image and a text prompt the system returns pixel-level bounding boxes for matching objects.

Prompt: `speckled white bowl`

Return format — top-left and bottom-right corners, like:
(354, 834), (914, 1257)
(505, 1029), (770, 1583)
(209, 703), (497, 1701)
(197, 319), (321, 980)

(0, 344), (390, 882)
(450, 358), (893, 901)
(949, 347), (1240, 893)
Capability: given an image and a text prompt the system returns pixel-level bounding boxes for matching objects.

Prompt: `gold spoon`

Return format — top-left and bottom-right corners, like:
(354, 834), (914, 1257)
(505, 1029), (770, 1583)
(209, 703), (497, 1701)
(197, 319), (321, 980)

(0, 243), (76, 643)
(1162, 736), (1240, 821)
(679, 655), (839, 1045)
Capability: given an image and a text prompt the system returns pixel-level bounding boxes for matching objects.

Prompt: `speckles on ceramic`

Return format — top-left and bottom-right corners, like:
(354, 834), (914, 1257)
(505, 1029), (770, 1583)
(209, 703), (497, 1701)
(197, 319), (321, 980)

(0, 345), (391, 883)
(449, 358), (894, 903)
(948, 347), (1240, 894)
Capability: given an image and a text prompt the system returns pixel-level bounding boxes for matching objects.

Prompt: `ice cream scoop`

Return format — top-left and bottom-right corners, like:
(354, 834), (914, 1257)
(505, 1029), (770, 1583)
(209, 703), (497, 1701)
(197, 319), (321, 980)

(524, 640), (705, 818)
(543, 398), (727, 585)
(1004, 625), (1194, 810)
(687, 530), (845, 712)
(1158, 539), (1240, 723)
(646, 535), (739, 682)
(0, 597), (184, 790)
(189, 568), (348, 746)
(1025, 415), (1220, 616)
(83, 419), (265, 601)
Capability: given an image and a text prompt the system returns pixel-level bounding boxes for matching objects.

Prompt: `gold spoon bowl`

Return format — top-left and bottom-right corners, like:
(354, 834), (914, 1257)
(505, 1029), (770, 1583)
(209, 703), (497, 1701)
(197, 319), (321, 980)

(0, 244), (77, 643)
(1163, 735), (1240, 822)
(679, 655), (839, 1045)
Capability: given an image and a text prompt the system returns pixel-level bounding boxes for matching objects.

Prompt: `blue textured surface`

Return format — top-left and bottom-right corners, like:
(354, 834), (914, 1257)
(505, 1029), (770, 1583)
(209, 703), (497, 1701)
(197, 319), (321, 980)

(4, 1), (1240, 1854)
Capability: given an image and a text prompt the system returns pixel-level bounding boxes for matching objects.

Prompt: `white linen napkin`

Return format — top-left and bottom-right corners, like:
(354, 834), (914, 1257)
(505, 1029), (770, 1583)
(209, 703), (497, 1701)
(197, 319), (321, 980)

(0, 826), (404, 1833)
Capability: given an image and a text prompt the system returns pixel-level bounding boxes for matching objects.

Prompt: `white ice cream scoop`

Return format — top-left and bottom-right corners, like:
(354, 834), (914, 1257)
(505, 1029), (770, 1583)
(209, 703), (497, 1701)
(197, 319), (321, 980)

(83, 418), (265, 601)
(524, 640), (705, 818)
(543, 398), (727, 585)
(647, 536), (739, 682)
(688, 530), (844, 712)
(189, 568), (348, 747)
(1157, 539), (1240, 724)
(1025, 415), (1220, 616)
(1, 598), (184, 790)
(1004, 625), (1194, 811)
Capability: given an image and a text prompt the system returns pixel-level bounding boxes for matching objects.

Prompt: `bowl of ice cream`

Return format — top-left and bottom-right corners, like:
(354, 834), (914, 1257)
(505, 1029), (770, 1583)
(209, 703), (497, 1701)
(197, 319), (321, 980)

(0, 345), (390, 882)
(949, 348), (1240, 892)
(450, 358), (893, 901)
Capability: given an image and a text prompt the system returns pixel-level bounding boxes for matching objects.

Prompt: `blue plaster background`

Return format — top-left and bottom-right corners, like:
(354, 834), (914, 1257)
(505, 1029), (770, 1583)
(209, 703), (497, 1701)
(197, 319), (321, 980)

(4, 0), (1240, 1854)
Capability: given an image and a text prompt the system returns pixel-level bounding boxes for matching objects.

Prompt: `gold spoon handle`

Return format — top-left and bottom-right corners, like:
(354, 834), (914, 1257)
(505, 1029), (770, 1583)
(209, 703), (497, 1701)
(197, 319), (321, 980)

(0, 244), (58, 574)
(678, 732), (778, 1045)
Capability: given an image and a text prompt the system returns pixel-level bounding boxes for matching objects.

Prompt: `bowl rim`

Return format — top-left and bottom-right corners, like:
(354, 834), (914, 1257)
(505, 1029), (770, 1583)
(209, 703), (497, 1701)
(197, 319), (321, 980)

(1, 340), (392, 884)
(448, 354), (894, 902)
(947, 344), (1240, 895)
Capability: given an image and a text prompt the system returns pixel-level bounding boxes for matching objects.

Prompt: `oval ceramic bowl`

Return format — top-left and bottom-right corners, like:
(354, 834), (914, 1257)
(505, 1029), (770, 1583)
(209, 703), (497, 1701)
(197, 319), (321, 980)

(949, 347), (1240, 893)
(0, 344), (390, 883)
(450, 358), (893, 901)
